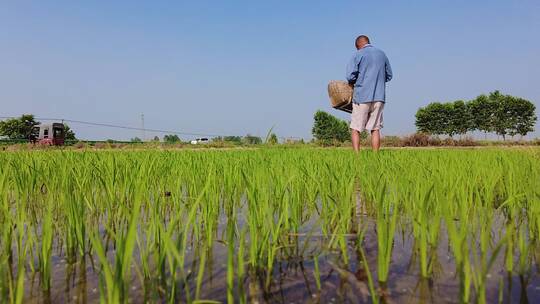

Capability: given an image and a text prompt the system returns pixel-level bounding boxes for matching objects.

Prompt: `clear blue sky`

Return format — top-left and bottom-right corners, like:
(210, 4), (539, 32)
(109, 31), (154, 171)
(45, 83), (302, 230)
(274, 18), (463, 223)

(1, 1), (539, 140)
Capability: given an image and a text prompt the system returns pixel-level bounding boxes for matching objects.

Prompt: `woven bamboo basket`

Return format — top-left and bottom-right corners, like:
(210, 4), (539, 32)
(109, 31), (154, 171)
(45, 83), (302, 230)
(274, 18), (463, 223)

(328, 80), (353, 113)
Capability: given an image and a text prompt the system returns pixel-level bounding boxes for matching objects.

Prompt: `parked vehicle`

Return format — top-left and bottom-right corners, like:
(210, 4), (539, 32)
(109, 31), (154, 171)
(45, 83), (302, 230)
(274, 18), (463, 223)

(31, 123), (65, 146)
(190, 137), (209, 145)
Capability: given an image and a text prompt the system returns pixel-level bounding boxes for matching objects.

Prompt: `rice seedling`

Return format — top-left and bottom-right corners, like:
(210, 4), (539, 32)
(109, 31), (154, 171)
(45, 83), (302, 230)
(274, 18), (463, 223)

(5, 199), (30, 304)
(356, 225), (379, 304)
(226, 222), (235, 304)
(236, 229), (247, 304)
(0, 148), (539, 302)
(470, 209), (504, 304)
(517, 225), (532, 276)
(88, 179), (143, 303)
(374, 182), (398, 284)
(445, 191), (474, 303)
(38, 202), (54, 291)
(410, 184), (439, 278)
(312, 254), (321, 291)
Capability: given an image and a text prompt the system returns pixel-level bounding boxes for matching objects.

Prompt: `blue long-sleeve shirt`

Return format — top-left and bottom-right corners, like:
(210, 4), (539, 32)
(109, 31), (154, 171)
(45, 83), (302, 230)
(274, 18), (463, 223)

(346, 44), (392, 103)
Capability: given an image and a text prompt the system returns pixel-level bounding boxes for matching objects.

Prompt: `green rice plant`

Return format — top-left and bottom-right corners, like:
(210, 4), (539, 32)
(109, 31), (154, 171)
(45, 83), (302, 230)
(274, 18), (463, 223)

(162, 215), (191, 303)
(444, 196), (473, 303)
(226, 228), (235, 304)
(357, 239), (379, 304)
(10, 253), (26, 304)
(498, 277), (504, 304)
(243, 165), (277, 274)
(264, 210), (286, 288)
(410, 185), (440, 278)
(134, 232), (151, 289)
(194, 245), (208, 300)
(375, 182), (398, 284)
(470, 239), (504, 304)
(0, 171), (13, 301)
(162, 174), (212, 303)
(38, 202), (54, 291)
(517, 225), (532, 276)
(313, 254), (321, 291)
(469, 200), (504, 304)
(237, 229), (246, 304)
(325, 173), (356, 264)
(503, 218), (515, 274)
(1, 147), (540, 303)
(89, 186), (143, 304)
(4, 201), (30, 304)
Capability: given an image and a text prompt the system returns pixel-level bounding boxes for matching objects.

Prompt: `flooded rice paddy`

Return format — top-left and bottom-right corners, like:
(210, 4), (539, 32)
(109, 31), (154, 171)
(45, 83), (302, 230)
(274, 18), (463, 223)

(1, 148), (540, 303)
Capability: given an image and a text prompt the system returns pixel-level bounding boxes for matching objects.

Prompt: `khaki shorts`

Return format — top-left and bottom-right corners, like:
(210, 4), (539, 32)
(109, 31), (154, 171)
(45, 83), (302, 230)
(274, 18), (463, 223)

(350, 102), (384, 132)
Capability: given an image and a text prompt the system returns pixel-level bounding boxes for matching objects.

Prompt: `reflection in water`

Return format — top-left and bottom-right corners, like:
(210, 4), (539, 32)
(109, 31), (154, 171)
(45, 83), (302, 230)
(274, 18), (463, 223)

(17, 197), (540, 304)
(19, 222), (540, 303)
(518, 274), (530, 304)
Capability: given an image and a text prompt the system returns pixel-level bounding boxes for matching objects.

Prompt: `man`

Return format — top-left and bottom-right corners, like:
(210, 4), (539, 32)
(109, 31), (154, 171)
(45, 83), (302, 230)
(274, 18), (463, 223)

(346, 35), (392, 152)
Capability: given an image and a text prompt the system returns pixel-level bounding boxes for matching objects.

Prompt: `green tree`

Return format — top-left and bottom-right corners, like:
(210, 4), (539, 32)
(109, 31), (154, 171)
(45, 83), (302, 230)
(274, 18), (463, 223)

(512, 97), (537, 137)
(489, 91), (510, 140)
(163, 134), (181, 143)
(267, 133), (278, 145)
(416, 91), (536, 140)
(415, 106), (431, 134)
(131, 137), (142, 143)
(488, 91), (536, 140)
(223, 136), (242, 144)
(0, 114), (38, 139)
(64, 124), (77, 141)
(467, 94), (496, 136)
(243, 134), (262, 145)
(447, 100), (472, 137)
(152, 136), (160, 142)
(492, 93), (537, 139)
(415, 102), (450, 135)
(312, 110), (350, 144)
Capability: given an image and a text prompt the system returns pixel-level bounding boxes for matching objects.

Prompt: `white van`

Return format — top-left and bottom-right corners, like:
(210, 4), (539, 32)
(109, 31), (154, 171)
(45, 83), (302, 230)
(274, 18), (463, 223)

(190, 138), (209, 145)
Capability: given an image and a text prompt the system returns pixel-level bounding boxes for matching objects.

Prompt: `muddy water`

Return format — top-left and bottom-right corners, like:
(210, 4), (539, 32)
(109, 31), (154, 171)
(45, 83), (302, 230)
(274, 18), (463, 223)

(20, 214), (540, 304)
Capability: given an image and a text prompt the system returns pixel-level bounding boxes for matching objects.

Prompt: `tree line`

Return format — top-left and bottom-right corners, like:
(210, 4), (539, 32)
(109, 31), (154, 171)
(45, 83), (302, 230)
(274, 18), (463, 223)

(415, 91), (537, 139)
(1, 115), (279, 145)
(155, 134), (267, 144)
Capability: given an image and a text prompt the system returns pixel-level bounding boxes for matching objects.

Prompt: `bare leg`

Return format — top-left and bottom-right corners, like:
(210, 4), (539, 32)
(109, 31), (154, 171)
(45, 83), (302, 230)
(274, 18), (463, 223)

(351, 129), (361, 152)
(371, 129), (380, 151)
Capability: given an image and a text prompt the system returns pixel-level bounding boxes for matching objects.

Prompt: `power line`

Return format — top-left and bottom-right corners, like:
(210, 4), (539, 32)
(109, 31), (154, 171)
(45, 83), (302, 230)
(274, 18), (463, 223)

(0, 116), (235, 137)
(0, 116), (303, 140)
(62, 118), (248, 138)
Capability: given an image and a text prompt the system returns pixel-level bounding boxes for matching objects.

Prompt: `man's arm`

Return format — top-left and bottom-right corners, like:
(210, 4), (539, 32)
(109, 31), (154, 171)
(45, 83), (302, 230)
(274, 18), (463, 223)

(385, 55), (393, 82)
(346, 54), (360, 85)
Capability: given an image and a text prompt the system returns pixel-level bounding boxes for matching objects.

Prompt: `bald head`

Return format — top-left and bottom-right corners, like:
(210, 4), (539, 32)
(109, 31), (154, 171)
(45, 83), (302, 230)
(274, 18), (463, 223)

(355, 35), (370, 50)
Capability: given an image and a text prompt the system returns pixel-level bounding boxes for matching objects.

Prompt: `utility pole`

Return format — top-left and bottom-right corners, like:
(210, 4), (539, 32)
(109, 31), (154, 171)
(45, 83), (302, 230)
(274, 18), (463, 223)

(141, 113), (145, 141)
